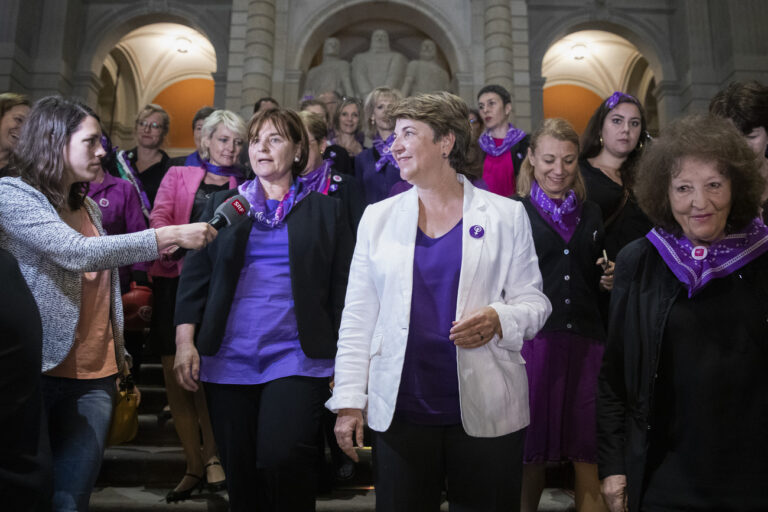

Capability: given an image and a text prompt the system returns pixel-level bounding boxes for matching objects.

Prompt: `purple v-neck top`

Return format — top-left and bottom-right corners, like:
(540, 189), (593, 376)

(200, 199), (334, 385)
(394, 219), (463, 425)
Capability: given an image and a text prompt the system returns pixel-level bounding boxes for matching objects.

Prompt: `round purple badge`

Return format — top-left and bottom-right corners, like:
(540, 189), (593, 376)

(99, 198), (109, 208)
(329, 184), (338, 192)
(469, 225), (484, 239)
(332, 175), (342, 182)
(691, 246), (708, 260)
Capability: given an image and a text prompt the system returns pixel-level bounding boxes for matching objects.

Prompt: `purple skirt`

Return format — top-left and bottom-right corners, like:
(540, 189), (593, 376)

(520, 330), (604, 464)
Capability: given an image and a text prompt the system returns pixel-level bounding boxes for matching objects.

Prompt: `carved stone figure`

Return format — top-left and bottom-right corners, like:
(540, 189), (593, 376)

(351, 30), (407, 99)
(303, 37), (354, 99)
(401, 39), (451, 96)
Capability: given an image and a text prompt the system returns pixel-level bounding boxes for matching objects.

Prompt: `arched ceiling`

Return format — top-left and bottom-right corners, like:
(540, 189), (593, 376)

(111, 23), (216, 106)
(542, 30), (649, 98)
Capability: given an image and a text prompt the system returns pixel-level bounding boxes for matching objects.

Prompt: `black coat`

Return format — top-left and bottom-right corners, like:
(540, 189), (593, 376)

(597, 238), (768, 511)
(175, 188), (354, 359)
(520, 197), (607, 340)
(327, 170), (365, 237)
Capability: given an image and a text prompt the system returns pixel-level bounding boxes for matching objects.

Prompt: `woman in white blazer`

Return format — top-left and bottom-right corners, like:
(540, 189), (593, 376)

(327, 92), (551, 512)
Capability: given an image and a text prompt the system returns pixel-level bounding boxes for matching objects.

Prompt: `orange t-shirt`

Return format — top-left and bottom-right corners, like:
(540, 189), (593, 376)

(46, 209), (118, 379)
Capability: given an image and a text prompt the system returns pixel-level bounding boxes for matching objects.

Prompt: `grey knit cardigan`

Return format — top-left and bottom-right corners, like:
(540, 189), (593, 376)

(0, 177), (159, 373)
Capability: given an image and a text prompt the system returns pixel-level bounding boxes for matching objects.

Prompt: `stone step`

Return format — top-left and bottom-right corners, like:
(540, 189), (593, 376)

(97, 445), (187, 488)
(137, 384), (168, 415)
(136, 362), (165, 387)
(90, 487), (575, 511)
(123, 413), (179, 447)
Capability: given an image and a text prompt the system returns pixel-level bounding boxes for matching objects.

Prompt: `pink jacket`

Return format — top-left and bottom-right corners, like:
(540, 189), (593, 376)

(149, 166), (238, 278)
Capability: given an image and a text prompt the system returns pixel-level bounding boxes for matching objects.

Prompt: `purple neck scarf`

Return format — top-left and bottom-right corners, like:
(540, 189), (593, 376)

(372, 133), (398, 172)
(529, 180), (582, 242)
(299, 159), (332, 195)
(238, 178), (310, 228)
(184, 151), (203, 167)
(478, 123), (527, 157)
(646, 218), (768, 297)
(201, 159), (244, 179)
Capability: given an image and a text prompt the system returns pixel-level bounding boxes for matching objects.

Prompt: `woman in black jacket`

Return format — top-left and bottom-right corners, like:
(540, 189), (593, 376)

(173, 108), (354, 512)
(598, 115), (768, 512)
(516, 118), (613, 512)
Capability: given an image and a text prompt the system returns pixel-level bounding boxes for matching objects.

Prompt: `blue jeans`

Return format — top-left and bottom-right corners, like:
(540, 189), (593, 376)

(41, 375), (116, 512)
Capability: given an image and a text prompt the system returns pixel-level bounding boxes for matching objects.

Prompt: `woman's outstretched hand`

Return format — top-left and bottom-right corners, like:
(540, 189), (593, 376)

(155, 223), (217, 251)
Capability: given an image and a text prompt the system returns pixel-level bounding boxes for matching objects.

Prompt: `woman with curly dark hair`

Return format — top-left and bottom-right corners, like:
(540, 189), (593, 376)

(597, 115), (768, 512)
(580, 92), (652, 259)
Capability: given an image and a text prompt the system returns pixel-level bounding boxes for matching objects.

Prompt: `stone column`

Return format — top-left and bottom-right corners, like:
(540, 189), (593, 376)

(483, 0), (514, 94)
(241, 0), (276, 117)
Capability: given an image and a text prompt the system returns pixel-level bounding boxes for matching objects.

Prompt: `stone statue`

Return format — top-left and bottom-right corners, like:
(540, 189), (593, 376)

(401, 39), (451, 96)
(351, 30), (408, 99)
(303, 37), (354, 99)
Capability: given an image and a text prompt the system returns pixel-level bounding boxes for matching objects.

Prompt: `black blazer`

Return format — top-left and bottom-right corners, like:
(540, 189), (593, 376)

(175, 188), (354, 359)
(327, 170), (365, 236)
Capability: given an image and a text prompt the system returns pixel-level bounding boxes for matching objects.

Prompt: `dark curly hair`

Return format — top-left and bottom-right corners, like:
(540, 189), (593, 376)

(580, 93), (650, 191)
(12, 96), (96, 211)
(634, 114), (765, 235)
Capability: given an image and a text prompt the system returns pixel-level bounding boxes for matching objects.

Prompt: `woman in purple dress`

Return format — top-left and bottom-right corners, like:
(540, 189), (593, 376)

(515, 118), (613, 512)
(329, 92), (550, 512)
(598, 115), (768, 512)
(354, 86), (404, 204)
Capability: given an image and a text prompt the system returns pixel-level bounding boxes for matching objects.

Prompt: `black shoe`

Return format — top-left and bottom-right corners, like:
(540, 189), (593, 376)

(165, 473), (203, 503)
(205, 461), (227, 492)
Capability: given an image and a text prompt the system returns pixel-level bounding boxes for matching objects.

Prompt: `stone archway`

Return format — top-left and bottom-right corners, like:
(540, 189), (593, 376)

(72, 2), (229, 108)
(528, 7), (677, 128)
(284, 0), (473, 107)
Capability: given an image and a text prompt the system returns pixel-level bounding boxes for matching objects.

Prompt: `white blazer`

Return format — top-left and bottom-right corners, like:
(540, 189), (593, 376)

(326, 176), (551, 437)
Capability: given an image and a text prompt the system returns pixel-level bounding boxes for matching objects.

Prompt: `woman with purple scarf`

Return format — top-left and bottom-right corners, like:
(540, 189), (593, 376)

(173, 108), (353, 511)
(477, 84), (530, 197)
(515, 119), (613, 512)
(598, 115), (768, 512)
(149, 109), (246, 502)
(298, 110), (365, 234)
(354, 87), (405, 204)
(579, 92), (652, 260)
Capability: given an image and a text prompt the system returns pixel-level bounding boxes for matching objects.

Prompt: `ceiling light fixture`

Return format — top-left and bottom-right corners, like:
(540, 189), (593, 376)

(571, 43), (587, 61)
(175, 36), (191, 54)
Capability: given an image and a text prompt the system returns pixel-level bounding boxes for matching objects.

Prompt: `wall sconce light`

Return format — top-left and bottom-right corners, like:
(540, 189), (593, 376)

(571, 43), (587, 61)
(175, 36), (191, 54)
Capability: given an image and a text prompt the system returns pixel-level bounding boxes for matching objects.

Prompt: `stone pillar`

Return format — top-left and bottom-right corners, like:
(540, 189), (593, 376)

(653, 80), (682, 127)
(509, 0), (531, 132)
(241, 0), (276, 117)
(483, 0), (514, 94)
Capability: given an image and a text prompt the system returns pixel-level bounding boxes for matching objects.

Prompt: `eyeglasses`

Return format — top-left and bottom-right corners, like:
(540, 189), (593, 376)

(138, 120), (162, 131)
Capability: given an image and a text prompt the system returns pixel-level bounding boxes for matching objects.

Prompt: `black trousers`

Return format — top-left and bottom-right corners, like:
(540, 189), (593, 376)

(205, 376), (329, 512)
(373, 419), (525, 512)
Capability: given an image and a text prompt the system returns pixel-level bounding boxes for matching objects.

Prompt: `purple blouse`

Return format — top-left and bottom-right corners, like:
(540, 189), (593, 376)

(395, 220), (463, 425)
(200, 199), (334, 384)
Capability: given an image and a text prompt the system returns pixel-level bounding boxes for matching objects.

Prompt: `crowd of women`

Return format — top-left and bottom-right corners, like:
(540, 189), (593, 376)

(0, 77), (766, 512)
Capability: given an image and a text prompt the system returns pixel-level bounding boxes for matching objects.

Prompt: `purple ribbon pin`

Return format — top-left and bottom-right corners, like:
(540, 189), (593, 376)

(469, 225), (485, 239)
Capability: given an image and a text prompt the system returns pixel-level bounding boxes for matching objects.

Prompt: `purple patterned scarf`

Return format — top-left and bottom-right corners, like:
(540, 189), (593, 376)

(201, 158), (244, 179)
(115, 150), (151, 218)
(238, 178), (310, 228)
(605, 91), (640, 110)
(372, 133), (398, 172)
(478, 123), (527, 157)
(299, 159), (332, 195)
(646, 218), (768, 297)
(529, 180), (582, 242)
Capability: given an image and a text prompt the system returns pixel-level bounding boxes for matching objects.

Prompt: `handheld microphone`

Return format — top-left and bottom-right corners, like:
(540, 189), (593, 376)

(169, 194), (251, 261)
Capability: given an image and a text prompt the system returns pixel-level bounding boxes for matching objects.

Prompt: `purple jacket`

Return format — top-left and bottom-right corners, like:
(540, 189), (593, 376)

(88, 171), (149, 291)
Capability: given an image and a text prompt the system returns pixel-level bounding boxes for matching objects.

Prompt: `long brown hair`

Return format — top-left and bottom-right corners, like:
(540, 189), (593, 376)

(12, 96), (96, 211)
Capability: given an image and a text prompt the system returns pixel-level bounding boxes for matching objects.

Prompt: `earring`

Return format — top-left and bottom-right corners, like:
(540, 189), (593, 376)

(442, 153), (448, 158)
(294, 156), (300, 162)
(599, 135), (604, 147)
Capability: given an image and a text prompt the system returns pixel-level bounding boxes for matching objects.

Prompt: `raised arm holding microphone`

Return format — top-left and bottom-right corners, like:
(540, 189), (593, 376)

(0, 96), (215, 511)
(173, 107), (353, 512)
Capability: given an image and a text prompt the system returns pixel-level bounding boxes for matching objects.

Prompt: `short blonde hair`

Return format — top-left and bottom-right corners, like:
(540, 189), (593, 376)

(363, 87), (403, 138)
(199, 110), (246, 160)
(388, 92), (477, 177)
(517, 118), (585, 201)
(135, 103), (170, 138)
